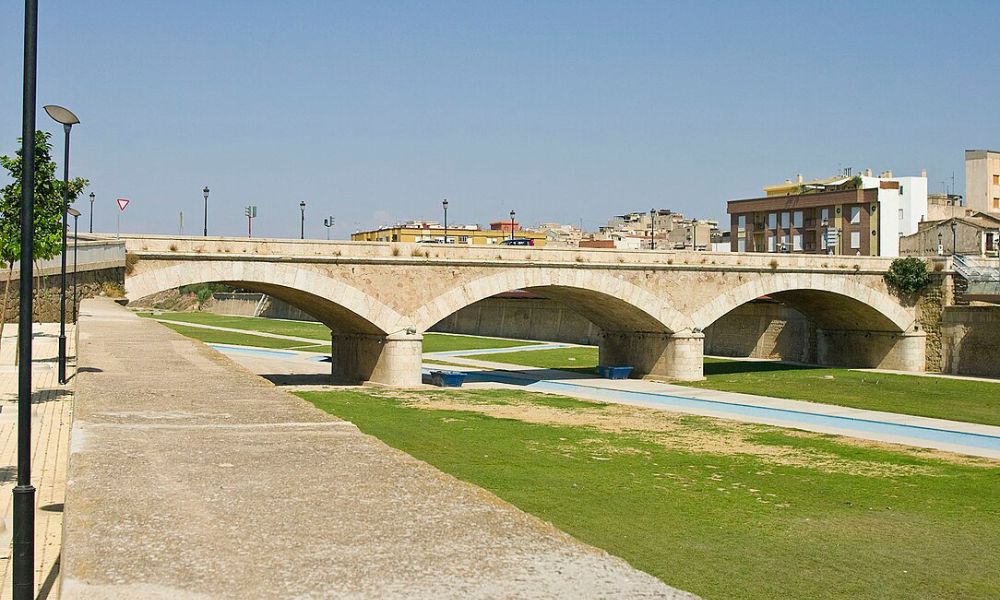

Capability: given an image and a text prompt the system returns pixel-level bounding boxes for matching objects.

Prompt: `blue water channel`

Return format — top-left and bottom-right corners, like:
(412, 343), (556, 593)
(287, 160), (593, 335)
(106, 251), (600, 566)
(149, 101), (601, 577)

(427, 368), (1000, 454)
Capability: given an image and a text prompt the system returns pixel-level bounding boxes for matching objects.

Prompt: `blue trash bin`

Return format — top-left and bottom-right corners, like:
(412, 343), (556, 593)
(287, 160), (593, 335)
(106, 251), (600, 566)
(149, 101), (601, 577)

(600, 366), (633, 379)
(430, 370), (467, 387)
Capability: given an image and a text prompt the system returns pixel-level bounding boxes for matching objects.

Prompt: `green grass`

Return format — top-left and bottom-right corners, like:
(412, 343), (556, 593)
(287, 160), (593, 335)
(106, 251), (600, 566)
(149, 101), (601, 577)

(475, 347), (1000, 427)
(297, 388), (1000, 600)
(157, 322), (332, 352)
(422, 333), (536, 353)
(482, 346), (599, 373)
(144, 311), (332, 340)
(141, 311), (535, 353)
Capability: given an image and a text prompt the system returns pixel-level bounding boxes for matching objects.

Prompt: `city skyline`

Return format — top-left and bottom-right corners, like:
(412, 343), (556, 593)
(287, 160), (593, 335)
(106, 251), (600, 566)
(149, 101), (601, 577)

(2, 1), (999, 239)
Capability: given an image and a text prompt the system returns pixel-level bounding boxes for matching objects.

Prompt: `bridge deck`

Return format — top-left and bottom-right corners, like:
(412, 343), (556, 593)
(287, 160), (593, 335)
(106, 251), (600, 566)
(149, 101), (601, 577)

(61, 299), (693, 599)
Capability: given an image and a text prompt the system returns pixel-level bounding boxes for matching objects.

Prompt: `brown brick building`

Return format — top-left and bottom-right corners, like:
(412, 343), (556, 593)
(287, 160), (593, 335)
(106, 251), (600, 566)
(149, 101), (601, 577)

(727, 187), (886, 255)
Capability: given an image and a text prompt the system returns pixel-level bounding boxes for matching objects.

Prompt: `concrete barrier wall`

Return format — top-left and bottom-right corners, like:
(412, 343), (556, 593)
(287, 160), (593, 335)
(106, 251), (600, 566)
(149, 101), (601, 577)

(429, 297), (602, 345)
(703, 302), (812, 361)
(941, 306), (1000, 378)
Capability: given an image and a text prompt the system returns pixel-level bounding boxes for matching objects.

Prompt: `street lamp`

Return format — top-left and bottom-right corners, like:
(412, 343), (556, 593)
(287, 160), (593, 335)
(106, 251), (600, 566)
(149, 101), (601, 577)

(649, 208), (656, 250)
(88, 191), (95, 233)
(67, 208), (80, 322)
(951, 219), (957, 256)
(937, 231), (943, 256)
(692, 218), (698, 251)
(15, 6), (40, 594)
(509, 210), (516, 240)
(442, 199), (449, 244)
(43, 103), (80, 386)
(202, 186), (210, 236)
(300, 201), (306, 239)
(324, 216), (334, 240)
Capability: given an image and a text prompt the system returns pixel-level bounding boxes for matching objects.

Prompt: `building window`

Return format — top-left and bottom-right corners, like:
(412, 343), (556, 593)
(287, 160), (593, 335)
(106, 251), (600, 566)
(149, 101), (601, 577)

(737, 215), (746, 233)
(899, 186), (904, 195)
(898, 208), (903, 219)
(737, 238), (746, 252)
(849, 206), (861, 224)
(792, 234), (802, 251)
(820, 207), (829, 223)
(781, 212), (790, 229)
(458, 236), (469, 244)
(850, 231), (861, 249)
(994, 174), (999, 185)
(767, 236), (776, 252)
(779, 234), (788, 251)
(994, 198), (1000, 210)
(793, 211), (803, 228)
(768, 213), (777, 229)
(820, 233), (827, 250)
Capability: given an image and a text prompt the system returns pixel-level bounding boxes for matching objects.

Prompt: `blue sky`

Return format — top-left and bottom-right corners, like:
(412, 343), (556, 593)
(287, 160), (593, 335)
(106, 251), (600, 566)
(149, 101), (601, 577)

(2, 1), (998, 238)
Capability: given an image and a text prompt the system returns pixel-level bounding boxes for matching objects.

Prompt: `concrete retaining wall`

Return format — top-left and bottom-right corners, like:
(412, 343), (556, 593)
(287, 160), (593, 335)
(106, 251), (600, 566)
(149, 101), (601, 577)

(941, 306), (1000, 378)
(429, 297), (601, 344)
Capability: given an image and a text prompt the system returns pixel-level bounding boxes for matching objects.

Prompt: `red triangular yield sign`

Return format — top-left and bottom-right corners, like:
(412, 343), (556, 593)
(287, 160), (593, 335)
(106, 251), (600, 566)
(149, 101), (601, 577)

(116, 198), (130, 212)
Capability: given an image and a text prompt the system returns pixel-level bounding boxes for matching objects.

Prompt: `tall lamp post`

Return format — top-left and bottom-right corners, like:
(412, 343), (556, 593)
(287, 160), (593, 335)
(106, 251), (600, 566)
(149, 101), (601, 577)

(649, 208), (655, 250)
(299, 201), (306, 239)
(15, 2), (40, 595)
(442, 199), (449, 244)
(692, 218), (698, 251)
(951, 220), (957, 256)
(68, 208), (80, 322)
(509, 210), (515, 240)
(43, 104), (80, 386)
(324, 216), (334, 240)
(202, 186), (210, 236)
(88, 191), (94, 233)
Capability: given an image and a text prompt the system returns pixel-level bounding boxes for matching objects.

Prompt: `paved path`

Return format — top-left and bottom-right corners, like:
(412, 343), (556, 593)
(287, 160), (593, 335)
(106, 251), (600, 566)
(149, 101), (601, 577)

(63, 300), (694, 599)
(0, 323), (74, 600)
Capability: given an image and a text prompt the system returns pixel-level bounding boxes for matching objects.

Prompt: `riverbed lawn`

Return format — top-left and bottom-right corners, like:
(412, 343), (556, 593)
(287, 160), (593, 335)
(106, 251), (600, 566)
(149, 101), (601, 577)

(142, 312), (536, 353)
(297, 387), (1000, 600)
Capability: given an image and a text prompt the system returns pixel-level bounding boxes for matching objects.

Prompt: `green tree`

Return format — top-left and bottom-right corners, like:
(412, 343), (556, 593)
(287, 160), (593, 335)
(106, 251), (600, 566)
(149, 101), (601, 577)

(884, 257), (931, 295)
(0, 130), (89, 340)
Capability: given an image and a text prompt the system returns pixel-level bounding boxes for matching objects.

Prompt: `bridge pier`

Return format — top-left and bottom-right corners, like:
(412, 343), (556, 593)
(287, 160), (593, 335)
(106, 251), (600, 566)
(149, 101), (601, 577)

(816, 329), (926, 372)
(598, 330), (705, 381)
(331, 331), (423, 387)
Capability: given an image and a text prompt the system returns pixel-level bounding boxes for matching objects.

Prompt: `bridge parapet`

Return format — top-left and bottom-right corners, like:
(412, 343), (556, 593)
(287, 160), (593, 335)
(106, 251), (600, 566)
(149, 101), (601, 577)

(115, 234), (906, 274)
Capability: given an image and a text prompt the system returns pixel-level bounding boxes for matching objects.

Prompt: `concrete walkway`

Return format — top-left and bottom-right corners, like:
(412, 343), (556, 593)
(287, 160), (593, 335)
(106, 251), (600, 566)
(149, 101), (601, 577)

(0, 323), (74, 600)
(62, 300), (694, 599)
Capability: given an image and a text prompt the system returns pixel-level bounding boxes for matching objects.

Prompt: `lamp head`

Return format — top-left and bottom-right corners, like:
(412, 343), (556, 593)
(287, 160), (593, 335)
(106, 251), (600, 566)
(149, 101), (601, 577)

(300, 201), (306, 209)
(89, 192), (95, 200)
(67, 207), (81, 218)
(203, 186), (210, 200)
(43, 104), (80, 126)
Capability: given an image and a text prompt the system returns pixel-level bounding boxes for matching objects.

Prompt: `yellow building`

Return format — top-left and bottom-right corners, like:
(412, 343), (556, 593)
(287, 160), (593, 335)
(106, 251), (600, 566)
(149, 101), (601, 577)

(351, 221), (547, 246)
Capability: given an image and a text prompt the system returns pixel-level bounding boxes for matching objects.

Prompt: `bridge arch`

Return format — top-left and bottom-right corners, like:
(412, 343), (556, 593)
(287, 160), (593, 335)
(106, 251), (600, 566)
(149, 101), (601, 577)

(690, 273), (915, 333)
(690, 273), (924, 372)
(413, 268), (692, 334)
(126, 260), (406, 335)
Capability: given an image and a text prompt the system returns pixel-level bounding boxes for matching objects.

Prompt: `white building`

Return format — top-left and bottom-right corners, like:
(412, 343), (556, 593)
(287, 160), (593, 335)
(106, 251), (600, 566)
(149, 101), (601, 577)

(858, 170), (928, 257)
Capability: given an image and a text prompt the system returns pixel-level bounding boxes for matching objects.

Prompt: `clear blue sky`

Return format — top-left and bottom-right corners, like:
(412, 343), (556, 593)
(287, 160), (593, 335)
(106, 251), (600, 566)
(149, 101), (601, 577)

(2, 1), (998, 238)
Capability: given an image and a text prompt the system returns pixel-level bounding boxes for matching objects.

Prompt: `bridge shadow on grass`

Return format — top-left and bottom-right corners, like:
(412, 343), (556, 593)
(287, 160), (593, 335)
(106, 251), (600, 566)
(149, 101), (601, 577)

(262, 373), (361, 387)
(703, 359), (822, 376)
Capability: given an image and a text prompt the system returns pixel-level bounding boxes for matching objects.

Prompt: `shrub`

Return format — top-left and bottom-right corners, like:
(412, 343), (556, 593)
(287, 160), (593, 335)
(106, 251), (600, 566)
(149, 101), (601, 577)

(124, 252), (140, 274)
(884, 257), (930, 295)
(101, 282), (125, 298)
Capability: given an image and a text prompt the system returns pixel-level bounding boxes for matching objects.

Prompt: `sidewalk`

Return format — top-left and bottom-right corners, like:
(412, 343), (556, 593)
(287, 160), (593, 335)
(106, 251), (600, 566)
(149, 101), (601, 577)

(0, 323), (74, 600)
(61, 300), (694, 599)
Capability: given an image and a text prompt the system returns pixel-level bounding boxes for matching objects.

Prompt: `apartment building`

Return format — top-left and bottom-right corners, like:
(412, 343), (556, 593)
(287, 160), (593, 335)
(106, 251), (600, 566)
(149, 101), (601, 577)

(351, 220), (547, 246)
(728, 171), (928, 256)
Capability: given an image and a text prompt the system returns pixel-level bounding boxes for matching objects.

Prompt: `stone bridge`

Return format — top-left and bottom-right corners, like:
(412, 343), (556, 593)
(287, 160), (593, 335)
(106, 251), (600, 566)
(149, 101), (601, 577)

(119, 235), (930, 386)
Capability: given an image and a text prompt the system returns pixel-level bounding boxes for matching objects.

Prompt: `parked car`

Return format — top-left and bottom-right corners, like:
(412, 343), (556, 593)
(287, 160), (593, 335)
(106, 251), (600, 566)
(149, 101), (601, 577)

(500, 238), (534, 246)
